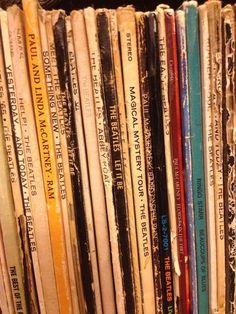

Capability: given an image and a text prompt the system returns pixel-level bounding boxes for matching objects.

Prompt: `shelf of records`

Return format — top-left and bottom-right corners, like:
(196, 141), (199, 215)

(0, 0), (235, 313)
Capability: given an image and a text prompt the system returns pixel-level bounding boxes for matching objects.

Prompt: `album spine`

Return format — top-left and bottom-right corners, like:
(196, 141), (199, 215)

(185, 4), (209, 312)
(66, 15), (101, 313)
(222, 5), (236, 314)
(117, 6), (156, 313)
(71, 10), (116, 314)
(137, 11), (165, 313)
(109, 9), (142, 312)
(207, 2), (225, 312)
(22, 0), (73, 312)
(199, 3), (218, 313)
(97, 9), (135, 313)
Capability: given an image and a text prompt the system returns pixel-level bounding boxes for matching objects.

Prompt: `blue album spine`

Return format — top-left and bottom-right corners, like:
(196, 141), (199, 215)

(185, 4), (208, 313)
(176, 10), (198, 314)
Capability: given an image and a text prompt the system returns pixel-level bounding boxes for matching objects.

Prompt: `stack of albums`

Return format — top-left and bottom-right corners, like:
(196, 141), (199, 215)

(0, 0), (235, 313)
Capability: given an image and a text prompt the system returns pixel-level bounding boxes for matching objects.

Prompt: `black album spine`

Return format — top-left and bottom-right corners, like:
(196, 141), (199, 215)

(146, 12), (174, 313)
(136, 12), (163, 313)
(96, 10), (135, 314)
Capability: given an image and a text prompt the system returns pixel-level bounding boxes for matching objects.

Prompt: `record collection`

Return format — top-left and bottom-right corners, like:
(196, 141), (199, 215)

(0, 0), (235, 313)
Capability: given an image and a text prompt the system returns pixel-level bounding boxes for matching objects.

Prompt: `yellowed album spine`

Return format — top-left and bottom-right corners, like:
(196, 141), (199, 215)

(7, 5), (59, 313)
(0, 17), (28, 311)
(1, 9), (44, 312)
(109, 9), (142, 313)
(0, 16), (27, 314)
(2, 7), (54, 312)
(222, 5), (236, 314)
(0, 261), (9, 314)
(0, 121), (28, 313)
(0, 10), (24, 221)
(71, 10), (116, 314)
(22, 1), (73, 312)
(18, 215), (40, 313)
(66, 15), (102, 313)
(0, 250), (10, 313)
(0, 64), (27, 313)
(207, 2), (225, 312)
(117, 6), (155, 313)
(40, 9), (80, 313)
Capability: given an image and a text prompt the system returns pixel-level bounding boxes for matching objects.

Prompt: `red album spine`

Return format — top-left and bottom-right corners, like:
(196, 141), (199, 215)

(165, 10), (190, 314)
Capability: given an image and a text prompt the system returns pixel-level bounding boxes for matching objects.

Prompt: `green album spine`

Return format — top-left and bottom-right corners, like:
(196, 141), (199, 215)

(185, 3), (208, 313)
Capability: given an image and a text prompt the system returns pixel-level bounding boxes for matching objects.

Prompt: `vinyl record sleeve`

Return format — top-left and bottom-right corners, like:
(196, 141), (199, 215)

(117, 6), (156, 313)
(22, 1), (73, 311)
(185, 3), (209, 312)
(222, 5), (236, 313)
(109, 9), (142, 313)
(1, 9), (43, 312)
(199, 3), (218, 313)
(97, 8), (135, 314)
(136, 11), (162, 313)
(66, 15), (101, 314)
(71, 10), (116, 314)
(207, 2), (225, 312)
(84, 7), (125, 313)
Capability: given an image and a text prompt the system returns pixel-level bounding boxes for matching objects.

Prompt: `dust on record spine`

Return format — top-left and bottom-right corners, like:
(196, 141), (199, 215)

(222, 5), (236, 313)
(70, 10), (116, 314)
(96, 9), (135, 313)
(66, 15), (101, 313)
(199, 3), (218, 313)
(207, 2), (225, 312)
(136, 11), (162, 313)
(117, 6), (156, 313)
(22, 0), (74, 312)
(109, 9), (142, 313)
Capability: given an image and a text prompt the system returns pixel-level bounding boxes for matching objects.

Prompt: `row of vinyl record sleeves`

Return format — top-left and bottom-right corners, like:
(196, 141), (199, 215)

(0, 0), (235, 314)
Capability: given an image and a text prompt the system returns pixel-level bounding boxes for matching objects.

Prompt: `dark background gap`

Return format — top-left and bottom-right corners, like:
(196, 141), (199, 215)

(1, 0), (235, 11)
